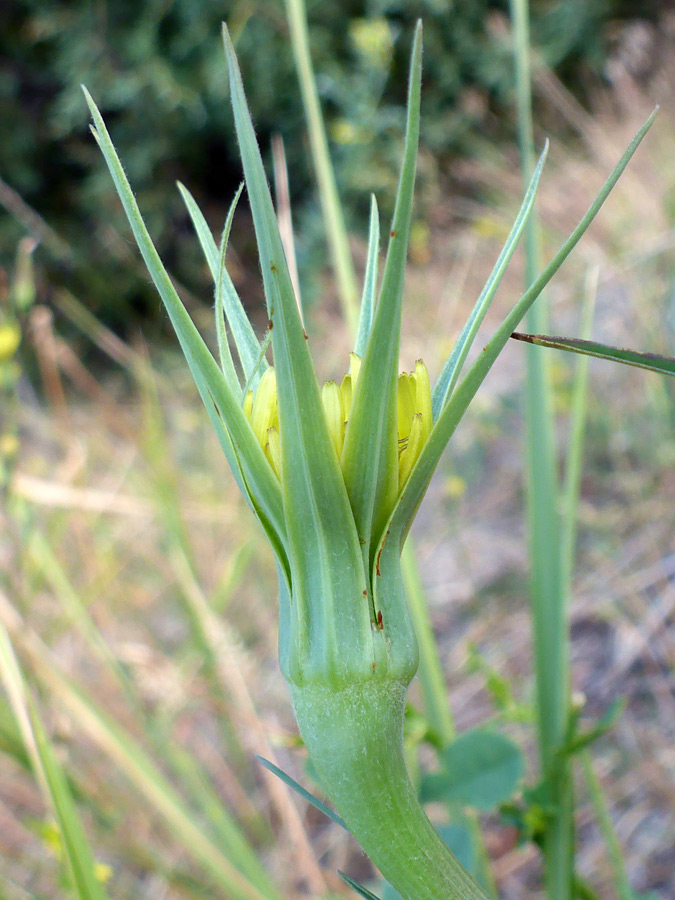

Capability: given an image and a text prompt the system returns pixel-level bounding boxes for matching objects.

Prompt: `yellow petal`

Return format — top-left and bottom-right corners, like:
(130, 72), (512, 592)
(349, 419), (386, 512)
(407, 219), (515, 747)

(397, 372), (415, 444)
(243, 389), (253, 421)
(349, 352), (361, 385)
(398, 412), (423, 488)
(250, 368), (277, 446)
(340, 373), (353, 418)
(265, 426), (281, 478)
(322, 380), (344, 457)
(414, 359), (432, 441)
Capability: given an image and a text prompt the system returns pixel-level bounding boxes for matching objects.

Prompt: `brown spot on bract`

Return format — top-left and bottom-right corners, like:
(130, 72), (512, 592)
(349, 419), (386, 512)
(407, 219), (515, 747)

(390, 229), (397, 237)
(377, 611), (384, 630)
(268, 319), (274, 330)
(363, 589), (368, 597)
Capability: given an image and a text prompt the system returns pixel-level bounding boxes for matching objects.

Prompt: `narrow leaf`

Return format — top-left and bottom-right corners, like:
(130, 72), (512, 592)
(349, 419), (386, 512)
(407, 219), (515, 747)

(510, 332), (675, 377)
(354, 194), (380, 357)
(255, 755), (348, 830)
(432, 142), (548, 419)
(0, 626), (108, 900)
(215, 183), (244, 389)
(339, 872), (384, 900)
(381, 108), (657, 555)
(341, 22), (423, 557)
(177, 180), (268, 385)
(28, 701), (110, 900)
(1, 610), (280, 900)
(83, 89), (287, 563)
(224, 27), (370, 669)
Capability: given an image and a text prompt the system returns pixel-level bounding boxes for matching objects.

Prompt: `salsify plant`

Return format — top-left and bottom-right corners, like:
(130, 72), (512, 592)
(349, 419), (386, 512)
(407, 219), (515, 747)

(83, 20), (655, 900)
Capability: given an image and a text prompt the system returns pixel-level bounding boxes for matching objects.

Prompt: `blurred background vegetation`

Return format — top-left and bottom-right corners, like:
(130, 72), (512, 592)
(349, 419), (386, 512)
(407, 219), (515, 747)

(0, 0), (665, 333)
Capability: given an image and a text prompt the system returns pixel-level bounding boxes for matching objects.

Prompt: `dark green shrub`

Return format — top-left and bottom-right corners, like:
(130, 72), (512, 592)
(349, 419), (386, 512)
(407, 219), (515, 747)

(0, 0), (657, 331)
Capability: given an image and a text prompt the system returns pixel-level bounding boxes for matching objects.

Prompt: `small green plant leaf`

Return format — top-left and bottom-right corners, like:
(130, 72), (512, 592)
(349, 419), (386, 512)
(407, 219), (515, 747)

(420, 729), (524, 810)
(255, 755), (348, 830)
(177, 180), (268, 387)
(432, 141), (548, 419)
(339, 872), (384, 900)
(354, 194), (380, 357)
(510, 332), (675, 378)
(437, 823), (475, 875)
(564, 699), (625, 757)
(341, 21), (422, 558)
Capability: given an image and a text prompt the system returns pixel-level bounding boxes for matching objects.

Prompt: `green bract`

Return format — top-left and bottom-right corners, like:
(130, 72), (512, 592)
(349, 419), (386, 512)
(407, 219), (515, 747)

(84, 20), (654, 900)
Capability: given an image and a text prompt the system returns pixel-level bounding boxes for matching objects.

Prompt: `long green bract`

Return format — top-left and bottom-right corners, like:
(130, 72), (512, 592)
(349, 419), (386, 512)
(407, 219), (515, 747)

(215, 183), (244, 391)
(83, 89), (287, 566)
(354, 194), (380, 357)
(431, 141), (548, 420)
(378, 108), (657, 561)
(223, 27), (371, 679)
(178, 180), (268, 386)
(511, 332), (675, 377)
(341, 21), (422, 562)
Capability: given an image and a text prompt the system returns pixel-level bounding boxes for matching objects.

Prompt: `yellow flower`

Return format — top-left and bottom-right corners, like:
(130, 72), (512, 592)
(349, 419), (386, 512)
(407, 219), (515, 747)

(243, 355), (432, 491)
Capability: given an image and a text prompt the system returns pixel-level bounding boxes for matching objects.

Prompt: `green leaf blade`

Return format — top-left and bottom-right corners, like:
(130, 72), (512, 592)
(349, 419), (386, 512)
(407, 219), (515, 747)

(255, 755), (348, 830)
(177, 180), (268, 386)
(354, 194), (380, 357)
(510, 332), (675, 377)
(432, 141), (548, 419)
(223, 27), (371, 677)
(82, 88), (287, 560)
(381, 107), (657, 552)
(341, 22), (423, 558)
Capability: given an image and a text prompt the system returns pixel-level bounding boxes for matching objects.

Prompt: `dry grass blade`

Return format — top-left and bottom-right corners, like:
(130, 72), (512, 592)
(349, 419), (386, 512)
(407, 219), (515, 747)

(0, 591), (282, 900)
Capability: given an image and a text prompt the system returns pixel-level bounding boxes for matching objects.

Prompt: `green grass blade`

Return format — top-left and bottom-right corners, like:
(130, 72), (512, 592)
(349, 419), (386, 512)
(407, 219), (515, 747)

(176, 180), (220, 273)
(177, 181), (269, 386)
(341, 22), (422, 556)
(381, 109), (656, 552)
(0, 626), (109, 900)
(354, 194), (380, 357)
(510, 332), (675, 377)
(400, 539), (455, 747)
(255, 756), (348, 830)
(28, 702), (110, 900)
(83, 89), (286, 559)
(580, 751), (635, 900)
(509, 1), (570, 894)
(215, 183), (244, 390)
(224, 26), (371, 663)
(431, 142), (548, 419)
(339, 872), (384, 900)
(283, 0), (360, 331)
(559, 266), (598, 599)
(0, 609), (280, 900)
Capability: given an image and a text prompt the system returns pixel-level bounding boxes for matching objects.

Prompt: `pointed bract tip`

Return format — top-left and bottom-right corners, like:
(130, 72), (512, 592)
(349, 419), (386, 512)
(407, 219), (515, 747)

(222, 22), (234, 54)
(81, 84), (95, 112)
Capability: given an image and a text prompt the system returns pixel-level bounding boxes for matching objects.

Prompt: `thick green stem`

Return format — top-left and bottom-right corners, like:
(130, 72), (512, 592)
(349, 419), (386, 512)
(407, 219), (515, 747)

(291, 680), (488, 900)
